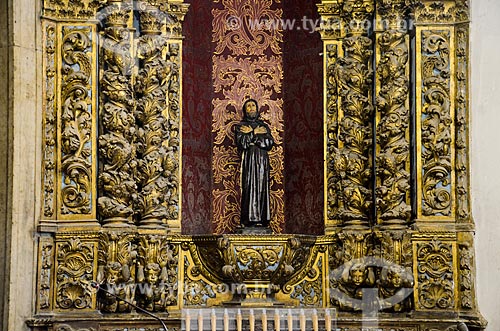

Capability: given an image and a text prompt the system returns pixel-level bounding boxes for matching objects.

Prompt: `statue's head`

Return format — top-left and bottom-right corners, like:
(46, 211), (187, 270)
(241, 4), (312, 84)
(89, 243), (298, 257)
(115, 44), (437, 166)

(242, 99), (259, 121)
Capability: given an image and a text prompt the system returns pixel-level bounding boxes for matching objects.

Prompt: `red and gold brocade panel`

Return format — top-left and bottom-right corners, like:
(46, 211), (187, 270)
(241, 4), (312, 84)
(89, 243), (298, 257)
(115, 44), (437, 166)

(182, 0), (214, 234)
(283, 0), (324, 234)
(211, 0), (285, 233)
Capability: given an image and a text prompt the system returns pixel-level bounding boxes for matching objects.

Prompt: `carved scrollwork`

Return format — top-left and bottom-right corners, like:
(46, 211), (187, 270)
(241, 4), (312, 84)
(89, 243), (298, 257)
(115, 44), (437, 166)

(183, 255), (216, 306)
(235, 246), (283, 280)
(420, 30), (452, 217)
(97, 232), (137, 312)
(42, 22), (57, 218)
(55, 238), (95, 310)
(60, 26), (94, 215)
(98, 2), (137, 225)
(455, 26), (471, 222)
(376, 26), (411, 227)
(289, 255), (323, 307)
(333, 34), (374, 227)
(416, 239), (454, 309)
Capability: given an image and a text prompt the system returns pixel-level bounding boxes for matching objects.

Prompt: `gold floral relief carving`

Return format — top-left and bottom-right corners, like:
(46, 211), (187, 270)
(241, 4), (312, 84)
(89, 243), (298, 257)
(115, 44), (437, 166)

(134, 7), (181, 226)
(55, 237), (96, 310)
(455, 26), (471, 222)
(212, 0), (283, 56)
(414, 0), (469, 23)
(458, 244), (473, 309)
(281, 247), (325, 307)
(42, 0), (104, 19)
(332, 35), (374, 227)
(375, 22), (411, 227)
(98, 2), (137, 225)
(420, 30), (453, 217)
(38, 237), (55, 311)
(416, 239), (455, 310)
(42, 22), (57, 219)
(60, 26), (95, 216)
(325, 43), (341, 225)
(183, 255), (217, 306)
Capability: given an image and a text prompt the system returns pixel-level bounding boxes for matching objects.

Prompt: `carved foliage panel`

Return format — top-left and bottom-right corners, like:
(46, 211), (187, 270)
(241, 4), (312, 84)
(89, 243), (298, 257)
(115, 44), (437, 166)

(42, 20), (57, 219)
(324, 42), (342, 228)
(417, 27), (455, 219)
(455, 24), (471, 223)
(414, 238), (456, 310)
(37, 236), (55, 312)
(58, 24), (97, 219)
(211, 0), (284, 233)
(54, 234), (98, 310)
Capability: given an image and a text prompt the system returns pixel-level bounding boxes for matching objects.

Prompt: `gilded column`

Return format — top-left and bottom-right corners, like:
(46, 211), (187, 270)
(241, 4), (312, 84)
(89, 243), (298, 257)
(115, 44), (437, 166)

(320, 0), (375, 232)
(134, 1), (188, 231)
(98, 0), (136, 227)
(374, 0), (412, 229)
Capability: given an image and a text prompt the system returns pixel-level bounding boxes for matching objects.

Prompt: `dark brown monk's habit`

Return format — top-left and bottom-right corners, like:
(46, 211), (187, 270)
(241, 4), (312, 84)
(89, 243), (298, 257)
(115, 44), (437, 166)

(235, 99), (274, 227)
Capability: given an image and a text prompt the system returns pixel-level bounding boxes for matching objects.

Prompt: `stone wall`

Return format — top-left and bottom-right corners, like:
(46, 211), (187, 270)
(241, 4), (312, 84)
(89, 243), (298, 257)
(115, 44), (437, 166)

(471, 1), (500, 330)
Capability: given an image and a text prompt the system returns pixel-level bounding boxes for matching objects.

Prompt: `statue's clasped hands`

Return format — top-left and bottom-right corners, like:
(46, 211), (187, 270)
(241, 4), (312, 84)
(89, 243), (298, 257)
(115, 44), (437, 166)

(240, 125), (267, 134)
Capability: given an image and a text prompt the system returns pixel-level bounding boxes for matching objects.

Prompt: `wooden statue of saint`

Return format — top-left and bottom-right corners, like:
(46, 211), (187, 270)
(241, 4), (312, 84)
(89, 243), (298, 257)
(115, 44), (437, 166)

(235, 99), (274, 228)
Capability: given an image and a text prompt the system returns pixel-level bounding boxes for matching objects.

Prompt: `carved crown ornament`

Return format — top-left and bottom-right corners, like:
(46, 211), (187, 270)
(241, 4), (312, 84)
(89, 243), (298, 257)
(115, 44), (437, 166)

(34, 0), (485, 330)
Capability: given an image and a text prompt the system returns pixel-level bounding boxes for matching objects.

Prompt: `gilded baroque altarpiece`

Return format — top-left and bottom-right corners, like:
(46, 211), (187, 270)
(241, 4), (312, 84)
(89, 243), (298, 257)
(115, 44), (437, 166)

(30, 0), (485, 330)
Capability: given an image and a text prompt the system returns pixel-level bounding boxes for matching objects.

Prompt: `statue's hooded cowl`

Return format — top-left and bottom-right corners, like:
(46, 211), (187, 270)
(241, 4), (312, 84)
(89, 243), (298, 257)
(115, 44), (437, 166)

(235, 100), (274, 227)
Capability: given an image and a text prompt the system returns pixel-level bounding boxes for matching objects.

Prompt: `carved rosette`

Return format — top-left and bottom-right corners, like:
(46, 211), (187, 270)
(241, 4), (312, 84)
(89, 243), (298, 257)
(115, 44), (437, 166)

(136, 235), (178, 311)
(375, 2), (411, 228)
(416, 239), (455, 310)
(98, 1), (137, 225)
(38, 236), (55, 312)
(55, 236), (97, 310)
(332, 1), (374, 228)
(97, 232), (137, 313)
(42, 22), (57, 219)
(60, 26), (95, 217)
(419, 30), (453, 217)
(455, 26), (471, 222)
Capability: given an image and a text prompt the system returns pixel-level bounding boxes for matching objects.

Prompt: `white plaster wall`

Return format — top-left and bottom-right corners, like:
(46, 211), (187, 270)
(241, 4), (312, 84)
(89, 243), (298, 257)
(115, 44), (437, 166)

(471, 0), (500, 330)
